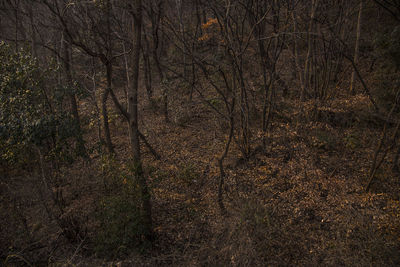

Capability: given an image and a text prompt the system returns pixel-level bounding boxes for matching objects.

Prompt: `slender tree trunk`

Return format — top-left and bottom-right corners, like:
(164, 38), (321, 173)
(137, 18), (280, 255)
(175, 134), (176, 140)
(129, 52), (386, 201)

(149, 0), (169, 122)
(153, 42), (169, 122)
(142, 30), (153, 100)
(251, 11), (271, 151)
(350, 0), (363, 94)
(292, 10), (303, 94)
(189, 0), (202, 101)
(176, 0), (186, 78)
(129, 2), (142, 169)
(100, 0), (115, 155)
(62, 31), (86, 155)
(122, 41), (130, 100)
(102, 81), (114, 154)
(91, 58), (103, 145)
(28, 4), (37, 58)
(14, 0), (19, 52)
(218, 100), (235, 216)
(302, 0), (319, 101)
(129, 0), (153, 240)
(153, 50), (169, 122)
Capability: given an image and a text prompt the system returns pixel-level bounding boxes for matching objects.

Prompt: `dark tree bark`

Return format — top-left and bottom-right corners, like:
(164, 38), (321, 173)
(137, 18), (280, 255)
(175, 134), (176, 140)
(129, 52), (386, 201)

(146, 0), (169, 122)
(142, 28), (153, 100)
(128, 0), (153, 241)
(62, 31), (86, 155)
(350, 0), (363, 94)
(103, 61), (114, 154)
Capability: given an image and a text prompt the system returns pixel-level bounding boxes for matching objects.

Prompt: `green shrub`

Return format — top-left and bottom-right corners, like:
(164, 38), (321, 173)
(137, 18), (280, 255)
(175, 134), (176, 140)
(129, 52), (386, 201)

(0, 42), (84, 166)
(95, 157), (150, 258)
(95, 189), (146, 259)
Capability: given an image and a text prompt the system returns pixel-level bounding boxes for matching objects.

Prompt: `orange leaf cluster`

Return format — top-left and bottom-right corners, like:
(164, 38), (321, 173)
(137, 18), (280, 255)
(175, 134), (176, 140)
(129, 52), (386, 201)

(201, 18), (218, 29)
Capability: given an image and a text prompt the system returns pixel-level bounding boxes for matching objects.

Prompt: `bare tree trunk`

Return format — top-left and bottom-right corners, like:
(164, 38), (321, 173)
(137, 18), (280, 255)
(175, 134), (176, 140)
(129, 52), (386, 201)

(350, 0), (363, 94)
(292, 10), (303, 94)
(100, 0), (115, 155)
(28, 3), (37, 58)
(218, 100), (235, 216)
(142, 29), (153, 100)
(122, 41), (130, 100)
(62, 31), (86, 155)
(152, 38), (169, 122)
(148, 0), (169, 122)
(14, 0), (20, 52)
(302, 0), (319, 101)
(189, 0), (202, 101)
(91, 58), (103, 145)
(102, 84), (114, 154)
(176, 0), (186, 78)
(129, 0), (153, 240)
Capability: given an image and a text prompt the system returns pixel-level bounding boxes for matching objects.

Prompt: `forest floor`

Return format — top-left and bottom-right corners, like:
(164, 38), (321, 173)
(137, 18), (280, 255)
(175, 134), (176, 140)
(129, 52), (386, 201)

(1, 86), (400, 266)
